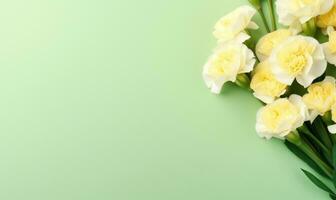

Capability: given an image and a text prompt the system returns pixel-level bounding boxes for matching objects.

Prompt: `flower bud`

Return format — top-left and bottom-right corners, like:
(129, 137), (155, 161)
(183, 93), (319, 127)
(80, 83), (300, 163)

(235, 74), (251, 90)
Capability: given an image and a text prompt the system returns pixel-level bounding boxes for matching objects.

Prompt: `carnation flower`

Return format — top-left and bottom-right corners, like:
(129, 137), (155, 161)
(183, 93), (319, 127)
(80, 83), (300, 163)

(203, 41), (256, 94)
(269, 35), (327, 88)
(256, 95), (308, 139)
(303, 76), (336, 121)
(255, 29), (294, 61)
(250, 61), (287, 103)
(276, 0), (333, 27)
(213, 5), (258, 43)
(201, 1), (336, 190)
(323, 29), (336, 65)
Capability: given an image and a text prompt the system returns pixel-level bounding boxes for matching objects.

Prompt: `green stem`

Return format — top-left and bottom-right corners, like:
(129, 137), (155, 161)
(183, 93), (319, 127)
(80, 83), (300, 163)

(298, 125), (332, 164)
(322, 112), (336, 145)
(258, 9), (271, 33)
(302, 18), (317, 37)
(244, 30), (256, 51)
(267, 0), (277, 31)
(331, 135), (336, 146)
(314, 117), (333, 149)
(300, 142), (333, 178)
(235, 74), (251, 90)
(286, 133), (333, 178)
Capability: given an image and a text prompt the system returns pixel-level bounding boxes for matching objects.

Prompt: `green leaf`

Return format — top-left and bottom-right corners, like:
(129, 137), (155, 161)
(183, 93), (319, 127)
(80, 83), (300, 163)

(333, 145), (336, 188)
(330, 193), (336, 200)
(332, 145), (336, 168)
(285, 140), (328, 178)
(298, 131), (333, 167)
(313, 117), (333, 149)
(302, 169), (334, 194)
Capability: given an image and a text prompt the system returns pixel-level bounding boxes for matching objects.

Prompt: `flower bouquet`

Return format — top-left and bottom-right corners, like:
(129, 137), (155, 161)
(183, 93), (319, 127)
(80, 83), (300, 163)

(202, 0), (336, 199)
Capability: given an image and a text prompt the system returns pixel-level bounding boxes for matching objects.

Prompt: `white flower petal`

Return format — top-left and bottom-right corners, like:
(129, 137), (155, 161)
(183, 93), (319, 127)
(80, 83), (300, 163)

(308, 110), (319, 123)
(296, 73), (315, 88)
(233, 32), (251, 43)
(247, 21), (259, 30)
(328, 124), (336, 134)
(320, 0), (334, 14)
(255, 95), (306, 139)
(289, 94), (309, 122)
(308, 59), (327, 78)
(253, 92), (275, 104)
(276, 0), (333, 27)
(323, 43), (336, 65)
(203, 41), (255, 94)
(213, 5), (257, 43)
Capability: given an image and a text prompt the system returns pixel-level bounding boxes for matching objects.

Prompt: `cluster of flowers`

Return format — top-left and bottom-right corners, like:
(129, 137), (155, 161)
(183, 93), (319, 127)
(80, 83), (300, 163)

(203, 0), (336, 199)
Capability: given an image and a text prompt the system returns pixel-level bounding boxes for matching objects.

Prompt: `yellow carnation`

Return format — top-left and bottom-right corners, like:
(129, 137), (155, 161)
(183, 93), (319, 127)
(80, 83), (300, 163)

(256, 95), (307, 139)
(269, 35), (327, 88)
(256, 29), (293, 61)
(276, 0), (333, 26)
(323, 30), (336, 65)
(203, 41), (256, 94)
(213, 5), (258, 43)
(250, 61), (287, 103)
(303, 76), (336, 121)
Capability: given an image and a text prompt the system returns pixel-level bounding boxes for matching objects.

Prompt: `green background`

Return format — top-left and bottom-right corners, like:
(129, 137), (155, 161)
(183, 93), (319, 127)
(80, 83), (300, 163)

(0, 0), (330, 199)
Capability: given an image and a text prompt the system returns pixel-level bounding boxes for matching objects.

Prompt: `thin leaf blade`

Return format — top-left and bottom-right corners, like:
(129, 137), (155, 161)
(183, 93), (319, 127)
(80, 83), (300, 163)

(332, 145), (336, 188)
(302, 169), (334, 194)
(330, 194), (336, 200)
(285, 140), (327, 178)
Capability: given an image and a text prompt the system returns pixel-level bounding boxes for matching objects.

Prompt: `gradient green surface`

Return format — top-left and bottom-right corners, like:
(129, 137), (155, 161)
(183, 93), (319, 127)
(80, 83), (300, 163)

(0, 0), (330, 199)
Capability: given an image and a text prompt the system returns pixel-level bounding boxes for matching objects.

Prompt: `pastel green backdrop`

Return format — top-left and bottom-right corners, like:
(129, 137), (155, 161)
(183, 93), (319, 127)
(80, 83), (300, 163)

(0, 0), (328, 199)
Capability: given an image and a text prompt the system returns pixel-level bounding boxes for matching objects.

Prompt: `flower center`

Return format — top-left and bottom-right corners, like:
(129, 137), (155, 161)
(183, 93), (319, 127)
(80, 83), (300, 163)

(262, 100), (298, 132)
(277, 41), (314, 76)
(251, 69), (287, 97)
(303, 82), (336, 113)
(209, 49), (237, 78)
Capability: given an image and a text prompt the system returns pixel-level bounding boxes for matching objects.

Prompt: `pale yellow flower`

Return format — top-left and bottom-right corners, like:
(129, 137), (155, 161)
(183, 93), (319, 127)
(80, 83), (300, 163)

(256, 29), (294, 61)
(276, 0), (333, 27)
(203, 41), (256, 94)
(269, 35), (327, 88)
(213, 5), (258, 43)
(256, 95), (308, 139)
(303, 76), (336, 121)
(317, 5), (336, 29)
(323, 29), (336, 65)
(250, 61), (287, 103)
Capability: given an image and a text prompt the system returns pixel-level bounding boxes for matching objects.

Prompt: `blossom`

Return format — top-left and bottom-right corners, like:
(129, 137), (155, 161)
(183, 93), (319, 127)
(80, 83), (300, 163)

(276, 0), (333, 27)
(250, 61), (287, 103)
(303, 76), (336, 121)
(255, 29), (294, 61)
(317, 4), (336, 29)
(269, 35), (327, 88)
(256, 95), (308, 139)
(203, 41), (256, 94)
(323, 29), (336, 65)
(213, 5), (258, 43)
